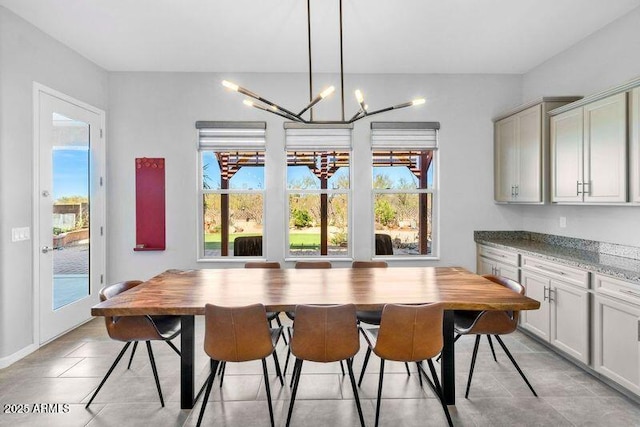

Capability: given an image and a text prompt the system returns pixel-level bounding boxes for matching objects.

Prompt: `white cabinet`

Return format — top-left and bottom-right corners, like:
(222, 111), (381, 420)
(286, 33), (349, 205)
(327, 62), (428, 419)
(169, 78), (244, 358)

(551, 92), (628, 203)
(495, 105), (542, 202)
(494, 98), (580, 204)
(594, 273), (640, 396)
(520, 256), (590, 363)
(476, 244), (519, 282)
(631, 87), (640, 203)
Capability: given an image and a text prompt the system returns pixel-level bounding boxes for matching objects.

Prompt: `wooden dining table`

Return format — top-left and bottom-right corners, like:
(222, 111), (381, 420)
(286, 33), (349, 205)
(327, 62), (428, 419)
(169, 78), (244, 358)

(91, 266), (540, 409)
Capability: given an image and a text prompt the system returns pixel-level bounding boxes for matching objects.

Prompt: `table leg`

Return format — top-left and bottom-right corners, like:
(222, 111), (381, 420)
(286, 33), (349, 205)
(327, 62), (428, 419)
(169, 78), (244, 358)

(180, 315), (195, 409)
(441, 310), (455, 405)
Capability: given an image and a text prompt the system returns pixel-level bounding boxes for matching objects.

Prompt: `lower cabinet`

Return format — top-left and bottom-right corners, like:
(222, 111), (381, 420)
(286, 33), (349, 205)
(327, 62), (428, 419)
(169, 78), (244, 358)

(594, 274), (640, 396)
(476, 244), (519, 281)
(520, 267), (590, 364)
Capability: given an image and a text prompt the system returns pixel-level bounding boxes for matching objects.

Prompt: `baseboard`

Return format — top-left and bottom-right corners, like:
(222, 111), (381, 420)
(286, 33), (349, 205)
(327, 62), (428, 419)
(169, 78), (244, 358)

(0, 343), (38, 369)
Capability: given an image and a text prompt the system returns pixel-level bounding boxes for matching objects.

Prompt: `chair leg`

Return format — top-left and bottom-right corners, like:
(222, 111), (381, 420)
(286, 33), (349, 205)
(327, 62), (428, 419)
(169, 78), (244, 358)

(404, 362), (411, 377)
(145, 341), (164, 407)
(286, 359), (304, 427)
(486, 335), (497, 362)
(465, 335), (481, 399)
(272, 350), (284, 386)
(276, 315), (287, 345)
(165, 340), (181, 356)
(494, 335), (537, 397)
(346, 358), (366, 427)
(127, 341), (138, 369)
(419, 360), (453, 427)
(283, 327), (293, 376)
(196, 359), (218, 427)
(85, 341), (131, 408)
(340, 360), (345, 375)
(289, 357), (298, 388)
(261, 358), (275, 427)
(219, 361), (227, 388)
(416, 362), (423, 386)
(375, 359), (385, 427)
(358, 347), (372, 386)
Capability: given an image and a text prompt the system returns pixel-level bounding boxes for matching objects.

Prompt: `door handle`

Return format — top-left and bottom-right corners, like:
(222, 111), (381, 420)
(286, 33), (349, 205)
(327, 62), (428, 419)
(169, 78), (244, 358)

(42, 246), (53, 253)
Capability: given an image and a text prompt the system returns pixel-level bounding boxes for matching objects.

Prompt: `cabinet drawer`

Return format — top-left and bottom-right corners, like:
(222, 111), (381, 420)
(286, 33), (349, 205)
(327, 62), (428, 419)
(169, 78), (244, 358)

(478, 245), (519, 266)
(521, 255), (589, 288)
(594, 273), (640, 305)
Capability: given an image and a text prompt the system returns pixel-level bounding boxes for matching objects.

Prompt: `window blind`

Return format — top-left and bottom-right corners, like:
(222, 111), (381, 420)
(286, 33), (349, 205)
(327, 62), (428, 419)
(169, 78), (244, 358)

(284, 123), (352, 150)
(371, 122), (440, 149)
(196, 121), (266, 150)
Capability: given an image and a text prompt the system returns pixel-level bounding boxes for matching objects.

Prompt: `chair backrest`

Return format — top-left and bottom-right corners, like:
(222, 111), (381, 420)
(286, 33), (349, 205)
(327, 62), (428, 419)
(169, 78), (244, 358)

(244, 261), (281, 269)
(375, 234), (393, 256)
(233, 236), (263, 256)
(100, 280), (160, 342)
(291, 304), (359, 362)
(204, 303), (274, 362)
(295, 261), (332, 269)
(467, 275), (524, 334)
(374, 303), (444, 362)
(352, 261), (388, 269)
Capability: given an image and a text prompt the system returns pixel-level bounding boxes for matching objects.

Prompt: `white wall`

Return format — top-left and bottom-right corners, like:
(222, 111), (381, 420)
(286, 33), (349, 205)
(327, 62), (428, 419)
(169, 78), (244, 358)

(0, 6), (108, 360)
(107, 72), (524, 282)
(519, 6), (640, 246)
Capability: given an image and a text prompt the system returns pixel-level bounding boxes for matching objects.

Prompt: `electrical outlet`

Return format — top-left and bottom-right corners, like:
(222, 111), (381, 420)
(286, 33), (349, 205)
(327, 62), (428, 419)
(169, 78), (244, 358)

(559, 217), (567, 228)
(11, 227), (31, 242)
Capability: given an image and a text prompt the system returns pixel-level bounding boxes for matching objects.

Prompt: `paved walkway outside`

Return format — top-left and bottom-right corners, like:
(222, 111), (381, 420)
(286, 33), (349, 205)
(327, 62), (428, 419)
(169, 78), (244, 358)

(54, 244), (89, 275)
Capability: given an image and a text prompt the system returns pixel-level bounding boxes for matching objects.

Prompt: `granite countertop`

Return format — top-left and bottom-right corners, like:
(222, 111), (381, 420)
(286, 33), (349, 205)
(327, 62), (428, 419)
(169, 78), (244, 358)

(474, 231), (640, 284)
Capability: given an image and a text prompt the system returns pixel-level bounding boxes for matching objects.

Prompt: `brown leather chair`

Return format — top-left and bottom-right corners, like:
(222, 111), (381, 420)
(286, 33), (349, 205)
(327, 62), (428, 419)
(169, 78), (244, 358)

(375, 233), (393, 255)
(233, 235), (263, 256)
(455, 274), (537, 398)
(354, 261), (414, 384)
(284, 261), (334, 376)
(361, 303), (453, 427)
(286, 304), (365, 427)
(244, 262), (286, 341)
(85, 280), (181, 408)
(196, 304), (281, 427)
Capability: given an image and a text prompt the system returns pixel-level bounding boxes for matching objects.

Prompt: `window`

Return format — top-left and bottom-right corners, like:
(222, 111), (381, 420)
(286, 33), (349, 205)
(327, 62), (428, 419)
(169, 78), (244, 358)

(371, 122), (439, 257)
(285, 124), (352, 258)
(197, 122), (266, 259)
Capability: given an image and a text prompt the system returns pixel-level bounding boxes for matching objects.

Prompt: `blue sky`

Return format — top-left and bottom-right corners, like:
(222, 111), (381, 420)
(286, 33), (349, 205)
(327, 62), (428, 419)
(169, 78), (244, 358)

(53, 148), (89, 200)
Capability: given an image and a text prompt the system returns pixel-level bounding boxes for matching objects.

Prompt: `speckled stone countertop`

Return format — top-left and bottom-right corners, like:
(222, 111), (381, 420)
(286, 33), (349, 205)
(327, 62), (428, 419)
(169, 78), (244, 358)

(474, 231), (640, 284)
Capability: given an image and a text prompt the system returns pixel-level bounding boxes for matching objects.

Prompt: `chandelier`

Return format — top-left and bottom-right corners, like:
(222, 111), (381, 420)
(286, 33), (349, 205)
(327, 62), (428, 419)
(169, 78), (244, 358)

(221, 0), (425, 124)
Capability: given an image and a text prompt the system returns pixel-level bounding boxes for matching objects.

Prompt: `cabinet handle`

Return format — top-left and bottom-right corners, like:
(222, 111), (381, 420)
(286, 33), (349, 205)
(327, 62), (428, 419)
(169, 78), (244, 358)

(620, 289), (640, 299)
(576, 181), (583, 195)
(511, 185), (515, 197)
(549, 288), (555, 303)
(543, 286), (548, 301)
(515, 185), (519, 196)
(486, 251), (507, 259)
(584, 181), (592, 196)
(534, 264), (566, 276)
(638, 320), (640, 342)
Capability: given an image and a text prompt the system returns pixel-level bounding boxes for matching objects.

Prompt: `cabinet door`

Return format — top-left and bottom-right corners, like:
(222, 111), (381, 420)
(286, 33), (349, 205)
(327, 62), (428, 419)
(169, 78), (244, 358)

(495, 116), (517, 202)
(550, 281), (589, 363)
(516, 105), (542, 202)
(594, 295), (640, 395)
(551, 108), (583, 202)
(631, 87), (640, 203)
(477, 257), (496, 276)
(494, 261), (519, 282)
(520, 271), (550, 340)
(583, 92), (628, 202)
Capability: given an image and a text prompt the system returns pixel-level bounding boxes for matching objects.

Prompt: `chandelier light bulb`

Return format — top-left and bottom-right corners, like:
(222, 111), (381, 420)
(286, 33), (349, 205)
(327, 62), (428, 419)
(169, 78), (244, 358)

(243, 99), (254, 107)
(222, 80), (239, 92)
(355, 90), (364, 104)
(412, 98), (426, 106)
(320, 86), (336, 99)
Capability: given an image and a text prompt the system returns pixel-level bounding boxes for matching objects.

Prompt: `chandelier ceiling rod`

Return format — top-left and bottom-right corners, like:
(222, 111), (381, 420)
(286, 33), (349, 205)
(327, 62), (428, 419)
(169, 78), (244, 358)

(221, 0), (425, 124)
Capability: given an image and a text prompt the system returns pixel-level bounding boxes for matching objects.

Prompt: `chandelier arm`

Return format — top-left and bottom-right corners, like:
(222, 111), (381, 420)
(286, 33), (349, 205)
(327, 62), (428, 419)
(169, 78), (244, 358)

(248, 101), (306, 122)
(236, 86), (303, 121)
(298, 95), (323, 116)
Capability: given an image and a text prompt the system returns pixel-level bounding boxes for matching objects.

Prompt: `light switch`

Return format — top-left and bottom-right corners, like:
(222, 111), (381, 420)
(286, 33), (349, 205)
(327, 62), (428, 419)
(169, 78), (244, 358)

(11, 227), (31, 242)
(559, 217), (567, 228)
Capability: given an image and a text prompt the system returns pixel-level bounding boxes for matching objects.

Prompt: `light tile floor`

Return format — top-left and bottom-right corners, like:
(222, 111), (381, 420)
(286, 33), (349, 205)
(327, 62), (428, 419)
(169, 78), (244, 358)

(1, 317), (639, 426)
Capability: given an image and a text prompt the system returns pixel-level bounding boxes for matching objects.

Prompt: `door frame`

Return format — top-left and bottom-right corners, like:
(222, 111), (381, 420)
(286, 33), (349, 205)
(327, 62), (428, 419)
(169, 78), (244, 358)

(32, 82), (106, 345)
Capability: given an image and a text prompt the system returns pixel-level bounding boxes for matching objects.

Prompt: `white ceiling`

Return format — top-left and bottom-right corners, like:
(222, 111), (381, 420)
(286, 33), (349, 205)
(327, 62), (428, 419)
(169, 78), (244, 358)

(1, 0), (639, 74)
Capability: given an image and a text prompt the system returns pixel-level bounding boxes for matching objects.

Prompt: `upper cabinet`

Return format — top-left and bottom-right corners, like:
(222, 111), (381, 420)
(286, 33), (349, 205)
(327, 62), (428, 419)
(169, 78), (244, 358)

(551, 92), (628, 203)
(631, 87), (640, 203)
(494, 98), (580, 203)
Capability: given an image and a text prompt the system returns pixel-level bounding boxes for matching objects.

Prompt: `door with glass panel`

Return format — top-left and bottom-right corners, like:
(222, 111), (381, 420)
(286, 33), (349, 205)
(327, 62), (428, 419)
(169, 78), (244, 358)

(36, 87), (105, 343)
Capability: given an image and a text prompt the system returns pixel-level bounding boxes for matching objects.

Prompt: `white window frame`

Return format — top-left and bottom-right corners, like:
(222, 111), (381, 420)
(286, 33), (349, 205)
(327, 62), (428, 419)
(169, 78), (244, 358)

(196, 121), (267, 262)
(284, 123), (353, 261)
(370, 122), (440, 260)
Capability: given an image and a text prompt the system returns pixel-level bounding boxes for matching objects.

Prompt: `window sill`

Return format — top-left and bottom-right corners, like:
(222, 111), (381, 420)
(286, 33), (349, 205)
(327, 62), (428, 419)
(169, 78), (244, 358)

(196, 258), (266, 263)
(373, 255), (440, 262)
